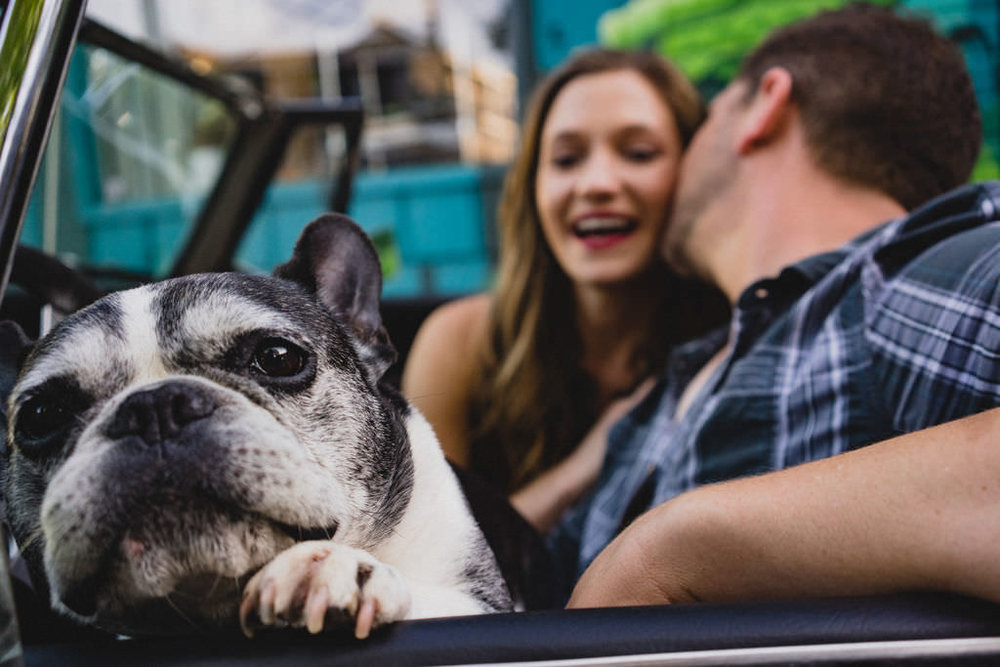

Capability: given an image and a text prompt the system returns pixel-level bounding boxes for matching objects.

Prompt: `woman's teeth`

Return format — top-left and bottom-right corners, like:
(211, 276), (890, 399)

(573, 217), (637, 237)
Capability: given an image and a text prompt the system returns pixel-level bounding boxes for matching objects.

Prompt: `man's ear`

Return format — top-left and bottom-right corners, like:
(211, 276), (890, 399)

(275, 214), (396, 383)
(736, 67), (794, 154)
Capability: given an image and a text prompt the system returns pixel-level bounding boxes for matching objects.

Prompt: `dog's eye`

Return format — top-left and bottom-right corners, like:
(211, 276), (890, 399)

(12, 378), (90, 457)
(250, 339), (308, 378)
(16, 396), (77, 447)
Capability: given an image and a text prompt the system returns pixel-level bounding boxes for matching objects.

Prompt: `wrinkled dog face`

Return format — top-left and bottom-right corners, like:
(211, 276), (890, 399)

(2, 217), (414, 635)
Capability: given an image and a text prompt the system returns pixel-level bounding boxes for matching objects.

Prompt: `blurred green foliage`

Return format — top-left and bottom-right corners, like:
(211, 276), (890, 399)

(371, 227), (401, 278)
(599, 0), (999, 181)
(599, 0), (894, 95)
(0, 0), (45, 144)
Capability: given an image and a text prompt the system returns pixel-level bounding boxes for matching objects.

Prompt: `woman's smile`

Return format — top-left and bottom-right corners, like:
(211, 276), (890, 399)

(572, 213), (639, 249)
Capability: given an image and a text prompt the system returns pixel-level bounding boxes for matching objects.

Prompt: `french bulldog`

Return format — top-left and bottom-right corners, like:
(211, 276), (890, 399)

(0, 214), (512, 638)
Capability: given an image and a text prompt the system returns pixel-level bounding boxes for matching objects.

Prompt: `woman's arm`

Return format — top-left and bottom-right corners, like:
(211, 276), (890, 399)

(568, 407), (1000, 607)
(401, 294), (492, 466)
(512, 379), (656, 534)
(404, 297), (655, 536)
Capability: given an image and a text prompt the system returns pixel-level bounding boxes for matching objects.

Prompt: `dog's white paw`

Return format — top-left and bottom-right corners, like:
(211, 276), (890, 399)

(239, 540), (412, 639)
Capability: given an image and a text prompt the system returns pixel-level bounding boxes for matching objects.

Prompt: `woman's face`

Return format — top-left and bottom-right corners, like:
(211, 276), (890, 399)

(535, 69), (684, 288)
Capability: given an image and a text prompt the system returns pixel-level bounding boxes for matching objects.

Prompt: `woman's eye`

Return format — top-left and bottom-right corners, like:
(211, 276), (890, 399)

(624, 146), (661, 162)
(550, 152), (581, 169)
(250, 339), (308, 378)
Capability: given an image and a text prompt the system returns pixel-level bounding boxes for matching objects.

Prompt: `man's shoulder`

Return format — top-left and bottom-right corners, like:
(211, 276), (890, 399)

(904, 180), (1000, 228)
(908, 219), (1000, 268)
(878, 182), (1000, 286)
(865, 187), (1000, 352)
(894, 215), (1000, 291)
(869, 225), (1000, 328)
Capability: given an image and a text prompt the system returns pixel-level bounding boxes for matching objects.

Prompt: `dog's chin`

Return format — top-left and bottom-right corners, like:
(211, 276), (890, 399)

(50, 515), (303, 635)
(81, 582), (247, 637)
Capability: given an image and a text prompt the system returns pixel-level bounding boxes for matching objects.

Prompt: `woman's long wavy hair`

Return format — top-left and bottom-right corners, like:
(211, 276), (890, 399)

(468, 49), (729, 493)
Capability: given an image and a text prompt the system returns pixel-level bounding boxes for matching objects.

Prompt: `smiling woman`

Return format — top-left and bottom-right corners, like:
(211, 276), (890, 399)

(534, 68), (682, 288)
(401, 48), (729, 541)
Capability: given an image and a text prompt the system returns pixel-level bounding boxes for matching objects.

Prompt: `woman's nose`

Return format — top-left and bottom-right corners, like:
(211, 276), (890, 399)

(576, 150), (621, 197)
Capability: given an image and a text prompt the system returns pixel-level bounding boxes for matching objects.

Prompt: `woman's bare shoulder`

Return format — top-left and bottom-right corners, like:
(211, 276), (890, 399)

(402, 294), (494, 466)
(417, 293), (493, 343)
(404, 293), (493, 383)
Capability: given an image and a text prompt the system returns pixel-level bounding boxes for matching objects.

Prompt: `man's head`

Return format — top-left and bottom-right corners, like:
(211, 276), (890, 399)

(738, 3), (980, 211)
(665, 3), (982, 281)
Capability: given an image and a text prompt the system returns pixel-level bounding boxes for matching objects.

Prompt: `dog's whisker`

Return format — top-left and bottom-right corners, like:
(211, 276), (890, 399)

(20, 528), (45, 553)
(405, 391), (447, 401)
(204, 573), (224, 599)
(374, 516), (402, 540)
(163, 594), (200, 630)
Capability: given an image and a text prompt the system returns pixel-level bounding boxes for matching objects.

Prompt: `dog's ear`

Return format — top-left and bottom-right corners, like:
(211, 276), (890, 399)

(275, 214), (396, 382)
(0, 321), (33, 439)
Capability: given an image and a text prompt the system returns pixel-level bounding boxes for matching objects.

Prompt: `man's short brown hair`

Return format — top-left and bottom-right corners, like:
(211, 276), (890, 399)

(738, 2), (981, 210)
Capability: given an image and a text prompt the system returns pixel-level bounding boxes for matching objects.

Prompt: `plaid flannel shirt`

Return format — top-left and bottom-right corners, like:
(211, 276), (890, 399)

(552, 181), (1000, 583)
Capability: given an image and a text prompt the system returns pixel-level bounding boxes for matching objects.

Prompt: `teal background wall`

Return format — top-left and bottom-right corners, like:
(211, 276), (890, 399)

(241, 164), (505, 297)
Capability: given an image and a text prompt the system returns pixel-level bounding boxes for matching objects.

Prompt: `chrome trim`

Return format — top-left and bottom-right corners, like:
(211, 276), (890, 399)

(461, 636), (1000, 666)
(0, 0), (87, 300)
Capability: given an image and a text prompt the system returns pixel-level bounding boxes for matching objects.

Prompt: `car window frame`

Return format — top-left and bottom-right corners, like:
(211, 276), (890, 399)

(0, 0), (87, 301)
(50, 17), (365, 279)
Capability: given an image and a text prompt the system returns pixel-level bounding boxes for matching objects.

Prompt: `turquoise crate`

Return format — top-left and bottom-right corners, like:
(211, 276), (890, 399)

(234, 163), (503, 296)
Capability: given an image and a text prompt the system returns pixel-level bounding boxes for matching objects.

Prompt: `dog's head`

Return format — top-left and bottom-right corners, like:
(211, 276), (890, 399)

(0, 214), (414, 635)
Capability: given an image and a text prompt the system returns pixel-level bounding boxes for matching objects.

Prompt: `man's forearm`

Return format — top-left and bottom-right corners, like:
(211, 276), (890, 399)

(568, 407), (1000, 608)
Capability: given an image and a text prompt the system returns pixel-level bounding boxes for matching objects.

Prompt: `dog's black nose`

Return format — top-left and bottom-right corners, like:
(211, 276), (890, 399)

(106, 383), (217, 446)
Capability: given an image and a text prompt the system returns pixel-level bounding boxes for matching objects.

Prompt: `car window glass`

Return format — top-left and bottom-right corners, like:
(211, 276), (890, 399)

(81, 0), (515, 298)
(22, 43), (238, 288)
(234, 123), (359, 275)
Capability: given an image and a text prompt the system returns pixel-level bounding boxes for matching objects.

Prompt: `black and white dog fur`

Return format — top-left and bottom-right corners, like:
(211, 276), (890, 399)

(0, 214), (511, 638)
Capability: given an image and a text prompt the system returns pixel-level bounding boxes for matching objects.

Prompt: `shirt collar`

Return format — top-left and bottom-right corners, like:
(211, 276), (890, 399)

(735, 181), (1000, 305)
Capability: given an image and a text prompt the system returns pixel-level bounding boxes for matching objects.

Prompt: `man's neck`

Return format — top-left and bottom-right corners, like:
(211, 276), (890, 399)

(709, 166), (906, 304)
(676, 179), (903, 420)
